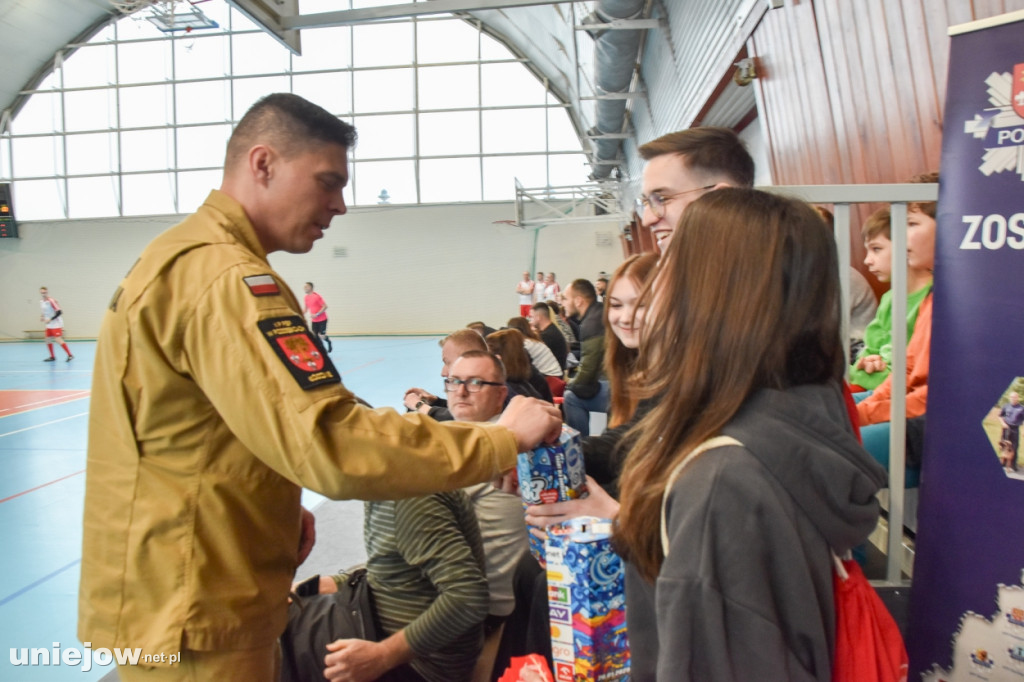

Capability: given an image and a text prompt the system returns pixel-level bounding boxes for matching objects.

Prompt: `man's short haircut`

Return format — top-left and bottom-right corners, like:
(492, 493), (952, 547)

(597, 276), (609, 284)
(908, 171), (939, 219)
(568, 278), (597, 303)
(531, 302), (550, 313)
(440, 328), (488, 351)
(861, 206), (891, 242)
(225, 93), (357, 166)
(454, 349), (507, 383)
(305, 281), (314, 288)
(548, 272), (556, 279)
(637, 127), (755, 188)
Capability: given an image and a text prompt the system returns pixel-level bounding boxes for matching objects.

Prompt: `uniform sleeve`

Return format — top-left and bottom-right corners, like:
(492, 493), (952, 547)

(183, 265), (519, 500)
(392, 496), (489, 655)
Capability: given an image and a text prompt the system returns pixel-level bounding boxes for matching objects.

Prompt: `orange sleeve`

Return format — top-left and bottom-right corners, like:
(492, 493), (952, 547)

(856, 293), (932, 425)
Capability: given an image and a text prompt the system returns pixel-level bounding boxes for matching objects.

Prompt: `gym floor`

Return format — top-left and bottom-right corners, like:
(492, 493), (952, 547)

(0, 336), (444, 681)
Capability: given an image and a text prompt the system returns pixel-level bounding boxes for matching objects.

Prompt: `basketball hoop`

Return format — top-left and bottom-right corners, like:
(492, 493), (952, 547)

(108, 0), (219, 33)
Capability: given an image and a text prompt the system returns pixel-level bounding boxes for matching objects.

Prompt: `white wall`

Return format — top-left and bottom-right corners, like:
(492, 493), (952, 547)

(740, 119), (773, 187)
(0, 202), (627, 339)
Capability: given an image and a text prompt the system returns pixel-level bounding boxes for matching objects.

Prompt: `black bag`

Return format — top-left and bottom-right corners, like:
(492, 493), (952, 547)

(280, 567), (378, 682)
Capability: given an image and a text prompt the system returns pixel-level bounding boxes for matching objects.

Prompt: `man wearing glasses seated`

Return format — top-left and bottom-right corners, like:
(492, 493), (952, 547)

(445, 351), (530, 655)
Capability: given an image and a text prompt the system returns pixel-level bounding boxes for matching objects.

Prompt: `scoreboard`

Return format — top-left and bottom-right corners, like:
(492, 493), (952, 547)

(0, 184), (16, 238)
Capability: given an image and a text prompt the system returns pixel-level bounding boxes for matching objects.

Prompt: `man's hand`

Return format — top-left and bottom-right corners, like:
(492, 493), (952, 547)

(403, 387), (437, 411)
(493, 469), (519, 495)
(297, 507), (316, 565)
(497, 395), (563, 452)
(323, 639), (390, 682)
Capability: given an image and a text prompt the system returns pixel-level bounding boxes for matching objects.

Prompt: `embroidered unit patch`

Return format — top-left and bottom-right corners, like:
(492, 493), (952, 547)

(258, 316), (340, 390)
(244, 274), (280, 297)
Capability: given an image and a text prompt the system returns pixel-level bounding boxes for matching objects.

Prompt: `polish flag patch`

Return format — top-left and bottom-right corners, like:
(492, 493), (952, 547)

(243, 274), (280, 297)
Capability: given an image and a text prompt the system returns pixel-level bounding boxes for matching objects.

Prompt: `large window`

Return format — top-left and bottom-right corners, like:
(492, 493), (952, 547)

(0, 2), (587, 220)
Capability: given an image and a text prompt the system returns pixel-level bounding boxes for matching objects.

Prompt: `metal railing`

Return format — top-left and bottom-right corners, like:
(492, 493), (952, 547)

(772, 183), (939, 587)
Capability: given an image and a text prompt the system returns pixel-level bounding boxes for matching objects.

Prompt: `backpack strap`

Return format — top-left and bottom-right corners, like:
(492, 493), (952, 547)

(660, 435), (743, 556)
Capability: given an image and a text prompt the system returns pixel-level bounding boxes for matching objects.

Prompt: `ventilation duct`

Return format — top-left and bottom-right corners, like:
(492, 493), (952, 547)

(584, 0), (645, 179)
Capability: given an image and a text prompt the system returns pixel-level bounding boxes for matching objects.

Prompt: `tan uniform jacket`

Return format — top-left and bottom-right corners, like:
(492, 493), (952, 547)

(78, 190), (518, 659)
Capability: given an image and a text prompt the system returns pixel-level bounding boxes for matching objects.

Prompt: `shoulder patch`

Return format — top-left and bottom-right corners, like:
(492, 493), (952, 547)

(244, 274), (281, 297)
(258, 316), (341, 390)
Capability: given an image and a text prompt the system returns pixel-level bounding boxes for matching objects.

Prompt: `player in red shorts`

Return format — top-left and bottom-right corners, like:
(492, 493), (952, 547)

(40, 286), (73, 362)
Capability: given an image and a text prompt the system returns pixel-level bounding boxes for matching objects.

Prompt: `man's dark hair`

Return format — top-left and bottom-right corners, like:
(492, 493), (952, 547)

(305, 281), (314, 288)
(531, 302), (550, 313)
(226, 93), (357, 165)
(568, 278), (597, 303)
(637, 127), (754, 188)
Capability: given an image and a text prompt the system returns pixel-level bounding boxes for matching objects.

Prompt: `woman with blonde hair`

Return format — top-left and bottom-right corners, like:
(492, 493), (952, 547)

(617, 188), (886, 681)
(523, 253), (657, 521)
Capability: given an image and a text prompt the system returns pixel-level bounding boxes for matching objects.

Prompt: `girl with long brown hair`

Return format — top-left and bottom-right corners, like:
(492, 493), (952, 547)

(485, 329), (553, 402)
(602, 253), (658, 429)
(618, 188), (886, 681)
(523, 253), (657, 524)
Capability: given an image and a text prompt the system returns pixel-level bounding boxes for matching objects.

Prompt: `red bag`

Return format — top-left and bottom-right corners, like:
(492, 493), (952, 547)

(498, 654), (555, 682)
(831, 555), (909, 682)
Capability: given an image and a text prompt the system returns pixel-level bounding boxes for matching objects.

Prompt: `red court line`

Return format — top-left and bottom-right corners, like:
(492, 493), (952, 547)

(0, 390), (90, 416)
(0, 469), (85, 504)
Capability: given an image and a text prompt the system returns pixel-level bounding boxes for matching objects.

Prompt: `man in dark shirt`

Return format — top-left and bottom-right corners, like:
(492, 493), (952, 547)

(529, 302), (568, 371)
(561, 279), (607, 436)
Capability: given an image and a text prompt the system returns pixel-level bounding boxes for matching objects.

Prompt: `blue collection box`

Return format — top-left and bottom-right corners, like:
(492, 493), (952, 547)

(545, 517), (630, 682)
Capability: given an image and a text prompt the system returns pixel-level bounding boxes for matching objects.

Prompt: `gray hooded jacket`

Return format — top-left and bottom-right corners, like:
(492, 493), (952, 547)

(625, 382), (887, 681)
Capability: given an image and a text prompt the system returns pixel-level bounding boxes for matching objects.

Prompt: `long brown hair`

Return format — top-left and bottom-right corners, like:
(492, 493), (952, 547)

(485, 329), (532, 382)
(506, 316), (540, 341)
(616, 188), (845, 581)
(604, 253), (658, 428)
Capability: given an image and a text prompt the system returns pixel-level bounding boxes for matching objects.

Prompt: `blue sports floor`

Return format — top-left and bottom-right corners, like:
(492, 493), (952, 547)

(0, 337), (444, 681)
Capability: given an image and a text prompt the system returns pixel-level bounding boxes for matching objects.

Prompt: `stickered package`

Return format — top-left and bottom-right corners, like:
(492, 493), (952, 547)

(545, 517), (630, 682)
(517, 425), (588, 566)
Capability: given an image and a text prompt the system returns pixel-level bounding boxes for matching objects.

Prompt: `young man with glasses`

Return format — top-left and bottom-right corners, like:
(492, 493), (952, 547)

(635, 127), (755, 251)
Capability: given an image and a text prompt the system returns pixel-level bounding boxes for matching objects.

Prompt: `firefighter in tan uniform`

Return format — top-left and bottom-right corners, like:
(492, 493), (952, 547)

(78, 94), (561, 681)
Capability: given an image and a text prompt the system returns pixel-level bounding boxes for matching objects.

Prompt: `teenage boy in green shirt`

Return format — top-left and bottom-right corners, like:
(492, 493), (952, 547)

(849, 206), (933, 391)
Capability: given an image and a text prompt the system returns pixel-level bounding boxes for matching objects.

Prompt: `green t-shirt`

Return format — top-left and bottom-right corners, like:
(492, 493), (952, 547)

(848, 280), (933, 390)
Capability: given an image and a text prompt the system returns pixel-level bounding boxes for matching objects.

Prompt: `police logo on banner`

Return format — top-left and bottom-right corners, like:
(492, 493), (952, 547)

(258, 316), (340, 390)
(962, 62), (1024, 180)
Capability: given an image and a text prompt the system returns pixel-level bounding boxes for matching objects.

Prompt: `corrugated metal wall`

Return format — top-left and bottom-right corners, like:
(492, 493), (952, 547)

(746, 0), (1024, 274)
(624, 0), (765, 193)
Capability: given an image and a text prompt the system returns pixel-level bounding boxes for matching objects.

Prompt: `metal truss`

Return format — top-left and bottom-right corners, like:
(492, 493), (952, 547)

(513, 179), (630, 228)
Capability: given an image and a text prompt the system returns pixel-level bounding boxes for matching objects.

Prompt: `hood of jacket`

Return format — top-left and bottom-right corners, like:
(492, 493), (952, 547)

(723, 382), (888, 554)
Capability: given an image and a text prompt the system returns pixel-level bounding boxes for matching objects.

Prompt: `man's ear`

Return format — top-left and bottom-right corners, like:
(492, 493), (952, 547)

(249, 145), (274, 186)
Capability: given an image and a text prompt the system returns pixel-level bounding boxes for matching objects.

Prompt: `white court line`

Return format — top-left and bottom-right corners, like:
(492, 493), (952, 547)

(0, 411), (88, 438)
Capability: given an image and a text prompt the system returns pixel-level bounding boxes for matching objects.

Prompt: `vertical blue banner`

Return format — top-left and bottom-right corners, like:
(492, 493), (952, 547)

(907, 11), (1024, 681)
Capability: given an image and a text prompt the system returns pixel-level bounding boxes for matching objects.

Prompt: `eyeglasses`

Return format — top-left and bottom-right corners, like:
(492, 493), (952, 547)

(443, 377), (504, 393)
(635, 185), (715, 219)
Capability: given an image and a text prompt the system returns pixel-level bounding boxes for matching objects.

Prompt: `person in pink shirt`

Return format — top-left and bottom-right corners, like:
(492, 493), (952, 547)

(302, 281), (332, 353)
